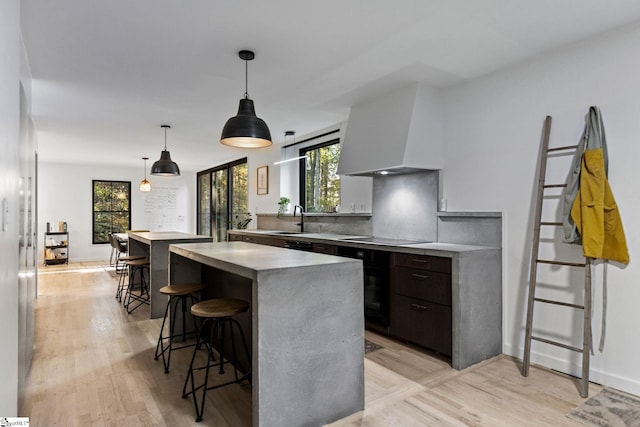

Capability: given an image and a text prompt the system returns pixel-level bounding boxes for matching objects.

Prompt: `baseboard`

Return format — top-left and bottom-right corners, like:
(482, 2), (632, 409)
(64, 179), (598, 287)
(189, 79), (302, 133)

(504, 343), (640, 396)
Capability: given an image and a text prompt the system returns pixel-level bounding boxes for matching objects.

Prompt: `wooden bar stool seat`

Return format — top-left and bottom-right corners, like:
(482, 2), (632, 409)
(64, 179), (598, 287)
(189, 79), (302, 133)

(115, 254), (146, 301)
(182, 298), (251, 422)
(191, 298), (249, 318)
(122, 258), (150, 314)
(154, 283), (204, 373)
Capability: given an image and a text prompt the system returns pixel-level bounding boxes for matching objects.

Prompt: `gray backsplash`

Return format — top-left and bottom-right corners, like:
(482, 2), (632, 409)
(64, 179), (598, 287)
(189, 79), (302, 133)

(436, 212), (502, 247)
(256, 169), (501, 247)
(256, 214), (372, 235)
(372, 170), (438, 241)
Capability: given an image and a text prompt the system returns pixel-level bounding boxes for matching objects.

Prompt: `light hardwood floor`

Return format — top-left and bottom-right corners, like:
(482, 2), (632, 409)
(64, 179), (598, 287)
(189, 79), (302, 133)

(23, 262), (599, 426)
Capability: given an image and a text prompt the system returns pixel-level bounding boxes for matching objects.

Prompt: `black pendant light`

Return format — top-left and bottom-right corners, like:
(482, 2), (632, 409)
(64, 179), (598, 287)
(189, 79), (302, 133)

(139, 157), (151, 191)
(151, 125), (180, 176)
(220, 50), (272, 148)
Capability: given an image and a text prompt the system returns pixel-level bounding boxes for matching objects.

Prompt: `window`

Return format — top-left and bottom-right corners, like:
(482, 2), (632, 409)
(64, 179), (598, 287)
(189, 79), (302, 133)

(197, 158), (248, 241)
(299, 139), (341, 212)
(92, 180), (131, 244)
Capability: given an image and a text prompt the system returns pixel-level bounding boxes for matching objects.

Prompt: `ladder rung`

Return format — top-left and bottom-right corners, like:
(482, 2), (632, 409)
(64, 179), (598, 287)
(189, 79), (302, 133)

(543, 184), (567, 188)
(547, 144), (579, 152)
(537, 259), (586, 267)
(534, 297), (584, 310)
(540, 222), (562, 226)
(531, 336), (583, 353)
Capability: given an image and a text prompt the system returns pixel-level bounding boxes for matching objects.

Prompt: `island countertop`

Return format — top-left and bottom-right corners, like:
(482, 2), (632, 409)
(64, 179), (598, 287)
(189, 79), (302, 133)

(169, 240), (361, 280)
(168, 241), (365, 427)
(127, 231), (212, 318)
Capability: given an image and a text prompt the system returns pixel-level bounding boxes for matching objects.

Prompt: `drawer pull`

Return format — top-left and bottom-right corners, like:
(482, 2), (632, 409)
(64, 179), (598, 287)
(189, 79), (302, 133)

(411, 258), (429, 263)
(412, 274), (430, 280)
(410, 303), (429, 311)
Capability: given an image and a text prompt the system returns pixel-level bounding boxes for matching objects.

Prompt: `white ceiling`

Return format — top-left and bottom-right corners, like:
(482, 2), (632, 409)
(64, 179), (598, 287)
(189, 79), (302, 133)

(21, 0), (640, 172)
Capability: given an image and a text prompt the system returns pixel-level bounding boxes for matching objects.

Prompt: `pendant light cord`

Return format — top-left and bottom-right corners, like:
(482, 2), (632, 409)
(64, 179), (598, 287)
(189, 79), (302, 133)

(164, 126), (168, 150)
(244, 58), (249, 99)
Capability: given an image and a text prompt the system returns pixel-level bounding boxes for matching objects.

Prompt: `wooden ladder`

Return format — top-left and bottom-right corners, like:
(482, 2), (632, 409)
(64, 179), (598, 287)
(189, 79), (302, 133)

(521, 115), (593, 398)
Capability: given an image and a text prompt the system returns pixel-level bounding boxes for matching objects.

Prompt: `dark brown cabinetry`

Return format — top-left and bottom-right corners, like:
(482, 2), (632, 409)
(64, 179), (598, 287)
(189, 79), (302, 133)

(228, 233), (285, 248)
(312, 242), (338, 255)
(390, 253), (452, 356)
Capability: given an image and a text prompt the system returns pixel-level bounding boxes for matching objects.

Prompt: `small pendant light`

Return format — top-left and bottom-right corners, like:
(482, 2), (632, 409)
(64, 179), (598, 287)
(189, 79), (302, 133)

(274, 131), (305, 165)
(220, 50), (272, 148)
(139, 157), (151, 192)
(151, 125), (180, 176)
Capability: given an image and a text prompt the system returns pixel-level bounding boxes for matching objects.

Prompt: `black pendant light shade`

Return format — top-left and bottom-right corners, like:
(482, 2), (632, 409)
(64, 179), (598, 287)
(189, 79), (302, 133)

(220, 98), (272, 148)
(220, 50), (272, 148)
(151, 125), (180, 176)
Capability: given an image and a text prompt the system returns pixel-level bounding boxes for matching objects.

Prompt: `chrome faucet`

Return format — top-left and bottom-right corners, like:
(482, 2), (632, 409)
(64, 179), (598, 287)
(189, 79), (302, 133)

(293, 204), (305, 232)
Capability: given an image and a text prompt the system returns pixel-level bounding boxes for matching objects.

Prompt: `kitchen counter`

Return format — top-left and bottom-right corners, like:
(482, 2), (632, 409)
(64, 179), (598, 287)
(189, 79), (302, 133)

(168, 241), (364, 427)
(229, 229), (502, 370)
(127, 231), (213, 318)
(229, 229), (495, 254)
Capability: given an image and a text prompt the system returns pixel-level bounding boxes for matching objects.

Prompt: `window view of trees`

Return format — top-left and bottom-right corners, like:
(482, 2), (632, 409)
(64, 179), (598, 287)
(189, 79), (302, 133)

(198, 173), (211, 236)
(197, 158), (248, 242)
(231, 162), (249, 227)
(92, 180), (131, 244)
(301, 140), (341, 212)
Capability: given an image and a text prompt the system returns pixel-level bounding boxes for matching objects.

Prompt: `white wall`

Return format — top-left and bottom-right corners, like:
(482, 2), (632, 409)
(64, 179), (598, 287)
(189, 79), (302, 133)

(0, 0), (22, 415)
(38, 162), (195, 262)
(442, 22), (640, 394)
(247, 144), (281, 221)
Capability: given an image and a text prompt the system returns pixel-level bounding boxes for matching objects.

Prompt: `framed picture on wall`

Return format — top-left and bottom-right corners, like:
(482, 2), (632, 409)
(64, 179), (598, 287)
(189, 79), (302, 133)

(257, 165), (268, 195)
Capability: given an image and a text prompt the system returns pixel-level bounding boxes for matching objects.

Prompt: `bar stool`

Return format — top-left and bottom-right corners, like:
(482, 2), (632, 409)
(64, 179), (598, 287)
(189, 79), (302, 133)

(154, 282), (204, 373)
(115, 253), (145, 302)
(123, 258), (150, 314)
(182, 298), (251, 422)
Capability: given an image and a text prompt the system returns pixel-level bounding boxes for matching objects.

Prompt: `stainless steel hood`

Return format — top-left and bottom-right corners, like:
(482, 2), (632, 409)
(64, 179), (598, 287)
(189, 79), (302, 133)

(337, 82), (443, 176)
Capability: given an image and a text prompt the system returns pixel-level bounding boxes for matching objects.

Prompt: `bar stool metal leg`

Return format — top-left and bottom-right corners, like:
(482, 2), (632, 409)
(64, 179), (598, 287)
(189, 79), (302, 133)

(181, 299), (251, 423)
(124, 264), (149, 314)
(154, 293), (199, 373)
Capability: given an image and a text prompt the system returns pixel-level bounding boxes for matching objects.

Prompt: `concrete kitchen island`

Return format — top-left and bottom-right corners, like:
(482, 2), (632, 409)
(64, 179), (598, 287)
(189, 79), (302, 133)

(168, 241), (365, 427)
(127, 231), (212, 318)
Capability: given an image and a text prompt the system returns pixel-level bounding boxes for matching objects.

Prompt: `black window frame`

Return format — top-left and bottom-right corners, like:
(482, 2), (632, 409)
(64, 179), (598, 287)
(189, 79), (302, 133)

(196, 157), (248, 238)
(92, 180), (132, 244)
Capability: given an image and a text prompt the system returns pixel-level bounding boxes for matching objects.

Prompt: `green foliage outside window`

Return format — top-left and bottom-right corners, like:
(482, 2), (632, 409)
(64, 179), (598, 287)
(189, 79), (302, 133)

(197, 158), (249, 241)
(92, 180), (131, 244)
(303, 141), (341, 213)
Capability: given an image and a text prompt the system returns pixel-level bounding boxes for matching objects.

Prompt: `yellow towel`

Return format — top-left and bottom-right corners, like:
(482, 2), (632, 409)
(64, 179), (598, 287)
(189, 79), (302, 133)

(571, 148), (629, 264)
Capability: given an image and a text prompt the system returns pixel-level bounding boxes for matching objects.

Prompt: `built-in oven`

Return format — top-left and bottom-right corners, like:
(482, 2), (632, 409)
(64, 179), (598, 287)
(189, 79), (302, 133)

(337, 246), (390, 329)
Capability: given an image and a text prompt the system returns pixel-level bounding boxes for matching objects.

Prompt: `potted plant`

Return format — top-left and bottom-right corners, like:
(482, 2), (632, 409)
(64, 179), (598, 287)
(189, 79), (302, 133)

(234, 212), (252, 229)
(277, 197), (290, 218)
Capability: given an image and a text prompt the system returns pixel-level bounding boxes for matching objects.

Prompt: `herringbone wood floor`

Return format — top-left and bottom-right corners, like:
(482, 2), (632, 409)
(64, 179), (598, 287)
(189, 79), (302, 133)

(22, 262), (598, 426)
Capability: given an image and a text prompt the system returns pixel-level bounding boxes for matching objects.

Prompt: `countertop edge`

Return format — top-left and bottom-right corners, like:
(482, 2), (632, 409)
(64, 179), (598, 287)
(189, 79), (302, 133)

(228, 230), (499, 255)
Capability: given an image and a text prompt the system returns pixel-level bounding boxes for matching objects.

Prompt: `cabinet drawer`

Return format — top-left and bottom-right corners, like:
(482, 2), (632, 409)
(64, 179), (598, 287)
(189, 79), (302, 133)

(392, 253), (451, 273)
(228, 233), (243, 241)
(392, 267), (451, 306)
(312, 243), (338, 255)
(390, 293), (452, 356)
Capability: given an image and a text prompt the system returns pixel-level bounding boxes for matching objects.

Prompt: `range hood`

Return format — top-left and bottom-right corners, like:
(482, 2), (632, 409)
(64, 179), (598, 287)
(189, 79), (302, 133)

(338, 82), (443, 176)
